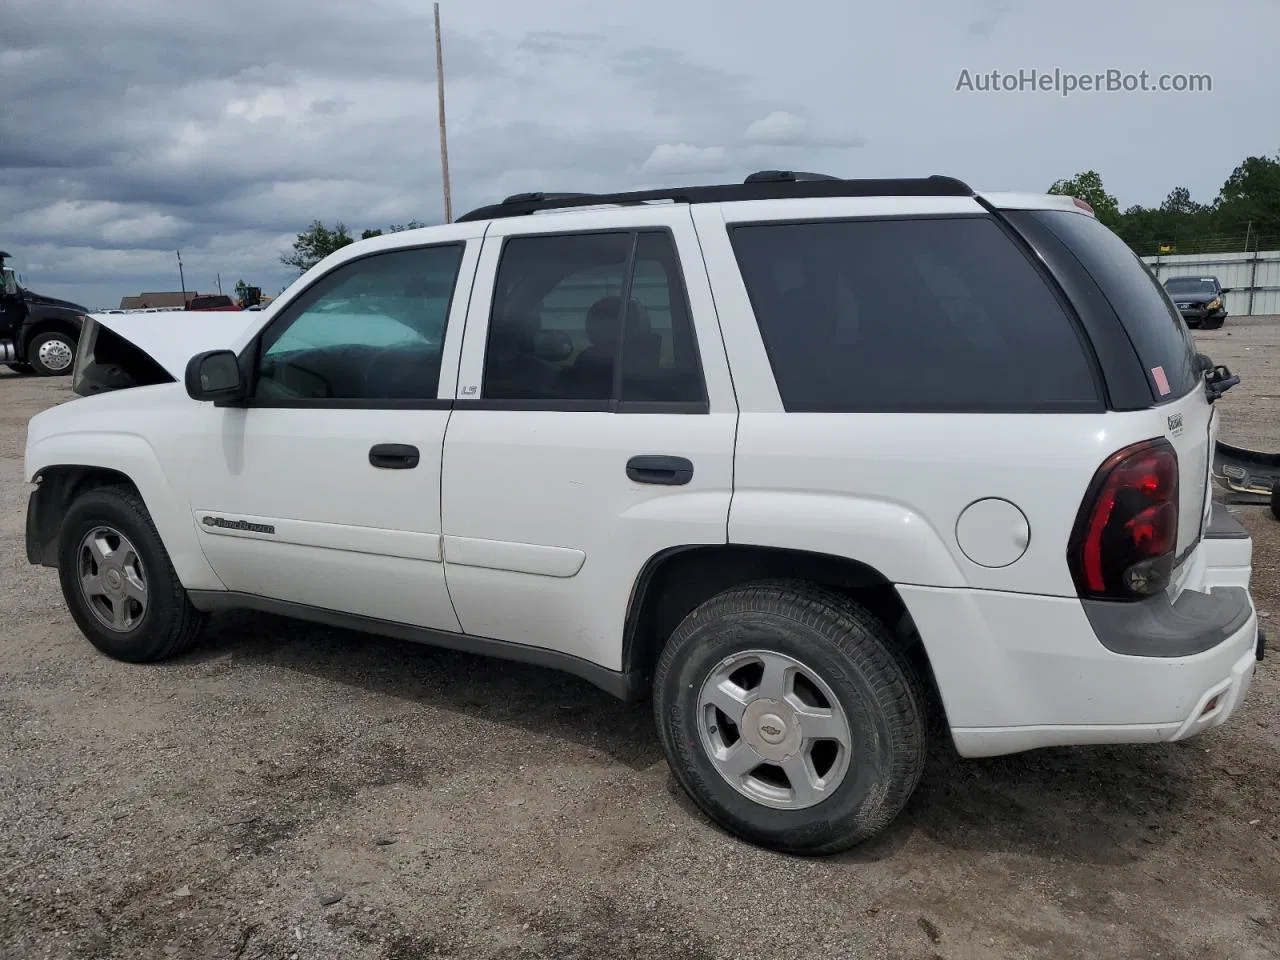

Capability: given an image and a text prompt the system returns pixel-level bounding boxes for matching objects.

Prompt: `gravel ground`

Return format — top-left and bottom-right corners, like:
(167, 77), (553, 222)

(2, 320), (1279, 960)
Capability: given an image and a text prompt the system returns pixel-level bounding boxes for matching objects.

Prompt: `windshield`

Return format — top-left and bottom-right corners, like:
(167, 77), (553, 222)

(2, 267), (18, 297)
(1164, 277), (1218, 295)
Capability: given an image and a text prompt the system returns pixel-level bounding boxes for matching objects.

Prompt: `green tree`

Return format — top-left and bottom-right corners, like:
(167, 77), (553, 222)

(1047, 170), (1121, 227)
(1159, 186), (1202, 216)
(1215, 153), (1280, 237)
(280, 220), (355, 272)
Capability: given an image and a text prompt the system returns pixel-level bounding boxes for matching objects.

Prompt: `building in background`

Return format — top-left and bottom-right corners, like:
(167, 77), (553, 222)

(118, 291), (206, 310)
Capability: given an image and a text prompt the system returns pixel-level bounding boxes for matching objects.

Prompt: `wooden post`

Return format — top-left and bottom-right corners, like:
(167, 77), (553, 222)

(434, 3), (453, 223)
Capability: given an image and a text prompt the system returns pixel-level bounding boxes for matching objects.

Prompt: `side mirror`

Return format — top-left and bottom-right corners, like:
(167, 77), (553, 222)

(1220, 287), (1232, 294)
(533, 329), (574, 363)
(185, 349), (246, 402)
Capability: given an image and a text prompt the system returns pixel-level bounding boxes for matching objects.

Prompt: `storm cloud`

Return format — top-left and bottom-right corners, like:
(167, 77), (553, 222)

(2, 0), (1276, 308)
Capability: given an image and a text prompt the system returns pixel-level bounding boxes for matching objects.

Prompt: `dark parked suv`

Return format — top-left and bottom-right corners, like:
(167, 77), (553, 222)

(1163, 275), (1230, 329)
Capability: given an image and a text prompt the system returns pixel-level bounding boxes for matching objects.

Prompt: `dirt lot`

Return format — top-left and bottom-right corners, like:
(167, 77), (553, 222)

(2, 320), (1279, 960)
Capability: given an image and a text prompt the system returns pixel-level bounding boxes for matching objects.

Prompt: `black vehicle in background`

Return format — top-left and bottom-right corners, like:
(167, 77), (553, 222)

(1163, 274), (1230, 329)
(0, 251), (89, 376)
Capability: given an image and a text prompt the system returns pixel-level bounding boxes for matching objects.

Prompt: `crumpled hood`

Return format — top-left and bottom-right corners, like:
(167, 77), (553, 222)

(90, 310), (260, 378)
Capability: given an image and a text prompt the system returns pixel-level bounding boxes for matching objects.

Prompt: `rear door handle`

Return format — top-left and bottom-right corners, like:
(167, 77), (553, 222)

(369, 443), (420, 469)
(626, 455), (694, 486)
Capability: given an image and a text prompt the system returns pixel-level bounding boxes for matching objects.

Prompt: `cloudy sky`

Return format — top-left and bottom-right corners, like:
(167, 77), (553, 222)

(2, 0), (1277, 309)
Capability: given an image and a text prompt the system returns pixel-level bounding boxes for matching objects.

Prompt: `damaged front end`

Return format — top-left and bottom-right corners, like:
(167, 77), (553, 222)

(70, 310), (259, 397)
(71, 315), (175, 396)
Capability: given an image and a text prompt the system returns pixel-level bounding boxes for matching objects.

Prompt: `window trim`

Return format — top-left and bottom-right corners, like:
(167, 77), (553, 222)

(468, 226), (711, 414)
(726, 212), (1109, 415)
(233, 240), (468, 410)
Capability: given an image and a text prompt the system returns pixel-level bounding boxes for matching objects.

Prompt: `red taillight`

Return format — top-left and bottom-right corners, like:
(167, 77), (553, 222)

(1069, 439), (1179, 600)
(1072, 196), (1095, 214)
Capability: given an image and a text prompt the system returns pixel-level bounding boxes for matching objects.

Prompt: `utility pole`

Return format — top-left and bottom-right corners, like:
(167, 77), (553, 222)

(217, 273), (223, 295)
(176, 250), (187, 303)
(434, 2), (453, 223)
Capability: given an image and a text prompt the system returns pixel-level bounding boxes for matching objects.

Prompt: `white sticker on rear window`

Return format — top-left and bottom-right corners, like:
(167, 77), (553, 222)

(1152, 365), (1171, 396)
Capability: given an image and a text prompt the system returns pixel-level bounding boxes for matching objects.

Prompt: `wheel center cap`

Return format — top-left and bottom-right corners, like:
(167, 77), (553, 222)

(104, 568), (124, 595)
(757, 713), (787, 744)
(739, 698), (803, 763)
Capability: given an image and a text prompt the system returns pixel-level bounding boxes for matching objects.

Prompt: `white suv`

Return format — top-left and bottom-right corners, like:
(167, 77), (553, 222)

(24, 171), (1263, 854)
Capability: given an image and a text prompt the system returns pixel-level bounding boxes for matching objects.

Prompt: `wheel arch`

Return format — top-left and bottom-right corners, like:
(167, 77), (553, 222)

(21, 313), (80, 350)
(621, 543), (949, 725)
(27, 465), (136, 566)
(25, 437), (225, 591)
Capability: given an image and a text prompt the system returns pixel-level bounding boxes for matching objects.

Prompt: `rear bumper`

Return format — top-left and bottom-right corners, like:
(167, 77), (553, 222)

(945, 605), (1258, 758)
(902, 504), (1259, 758)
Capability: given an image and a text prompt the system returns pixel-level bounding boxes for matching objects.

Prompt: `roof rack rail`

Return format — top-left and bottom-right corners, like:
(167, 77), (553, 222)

(743, 170), (841, 183)
(501, 191), (597, 204)
(455, 174), (974, 223)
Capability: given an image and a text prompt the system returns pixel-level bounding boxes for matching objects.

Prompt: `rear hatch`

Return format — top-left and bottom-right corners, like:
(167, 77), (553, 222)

(1005, 207), (1214, 568)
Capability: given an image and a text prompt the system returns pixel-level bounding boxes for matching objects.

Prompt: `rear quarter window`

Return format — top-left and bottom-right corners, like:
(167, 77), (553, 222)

(728, 215), (1102, 412)
(1021, 210), (1198, 403)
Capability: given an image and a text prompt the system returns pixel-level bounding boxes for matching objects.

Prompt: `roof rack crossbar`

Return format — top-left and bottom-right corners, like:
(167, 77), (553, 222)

(456, 174), (975, 222)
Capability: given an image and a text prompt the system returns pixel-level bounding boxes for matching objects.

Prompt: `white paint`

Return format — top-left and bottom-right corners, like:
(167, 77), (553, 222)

(88, 310), (259, 377)
(24, 188), (1259, 766)
(440, 204), (737, 669)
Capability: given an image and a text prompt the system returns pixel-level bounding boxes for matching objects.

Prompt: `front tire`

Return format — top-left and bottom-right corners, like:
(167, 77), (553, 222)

(27, 330), (77, 376)
(653, 581), (927, 855)
(56, 486), (207, 662)
(1204, 315), (1226, 330)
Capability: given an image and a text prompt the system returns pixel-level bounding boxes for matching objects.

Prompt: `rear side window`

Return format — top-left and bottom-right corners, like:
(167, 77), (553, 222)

(728, 216), (1101, 412)
(1026, 210), (1198, 402)
(482, 230), (706, 408)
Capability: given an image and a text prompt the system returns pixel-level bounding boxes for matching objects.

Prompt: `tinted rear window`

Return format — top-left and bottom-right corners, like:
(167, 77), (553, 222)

(1027, 210), (1198, 402)
(728, 216), (1101, 412)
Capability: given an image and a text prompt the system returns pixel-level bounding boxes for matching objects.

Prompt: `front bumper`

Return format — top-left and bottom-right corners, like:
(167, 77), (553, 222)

(1178, 306), (1227, 326)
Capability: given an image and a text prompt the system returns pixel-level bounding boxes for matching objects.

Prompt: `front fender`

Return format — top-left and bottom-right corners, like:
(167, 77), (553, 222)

(21, 308), (82, 342)
(25, 431), (225, 590)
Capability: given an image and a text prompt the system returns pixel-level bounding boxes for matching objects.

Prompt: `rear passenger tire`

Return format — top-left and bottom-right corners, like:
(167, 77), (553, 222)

(56, 486), (208, 663)
(653, 580), (927, 855)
